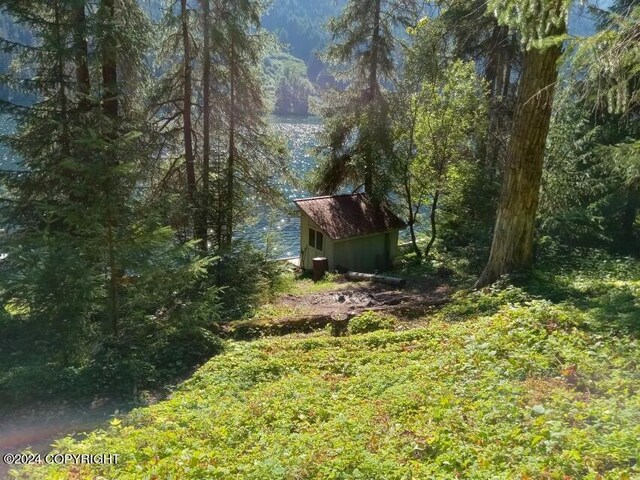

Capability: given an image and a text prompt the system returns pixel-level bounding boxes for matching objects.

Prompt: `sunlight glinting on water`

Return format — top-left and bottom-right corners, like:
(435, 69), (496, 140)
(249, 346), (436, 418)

(237, 115), (322, 259)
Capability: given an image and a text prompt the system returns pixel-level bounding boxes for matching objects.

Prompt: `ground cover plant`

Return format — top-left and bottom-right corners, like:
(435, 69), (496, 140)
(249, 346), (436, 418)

(13, 252), (639, 479)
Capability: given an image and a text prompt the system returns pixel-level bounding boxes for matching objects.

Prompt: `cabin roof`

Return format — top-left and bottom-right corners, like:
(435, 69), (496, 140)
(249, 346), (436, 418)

(293, 193), (406, 241)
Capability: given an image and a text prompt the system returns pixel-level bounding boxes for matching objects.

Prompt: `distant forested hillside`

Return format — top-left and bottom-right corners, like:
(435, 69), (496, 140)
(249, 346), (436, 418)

(262, 0), (344, 83)
(0, 15), (33, 105)
(0, 0), (603, 114)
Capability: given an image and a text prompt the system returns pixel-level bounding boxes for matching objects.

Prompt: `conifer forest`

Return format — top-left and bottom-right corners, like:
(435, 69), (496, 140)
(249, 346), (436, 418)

(0, 0), (638, 478)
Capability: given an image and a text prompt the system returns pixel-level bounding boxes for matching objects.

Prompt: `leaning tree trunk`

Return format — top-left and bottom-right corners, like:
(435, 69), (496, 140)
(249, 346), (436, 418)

(476, 34), (564, 288)
(405, 176), (422, 259)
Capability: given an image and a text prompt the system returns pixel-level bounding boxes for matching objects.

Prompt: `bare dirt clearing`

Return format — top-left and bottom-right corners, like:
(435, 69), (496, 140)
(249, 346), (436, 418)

(278, 282), (452, 317)
(220, 274), (453, 339)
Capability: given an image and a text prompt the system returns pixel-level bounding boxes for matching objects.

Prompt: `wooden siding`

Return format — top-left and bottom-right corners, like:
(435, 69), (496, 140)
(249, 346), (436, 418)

(300, 212), (400, 273)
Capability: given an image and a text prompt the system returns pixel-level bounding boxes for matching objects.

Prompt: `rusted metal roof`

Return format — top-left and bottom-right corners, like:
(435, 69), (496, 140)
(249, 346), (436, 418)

(293, 193), (406, 241)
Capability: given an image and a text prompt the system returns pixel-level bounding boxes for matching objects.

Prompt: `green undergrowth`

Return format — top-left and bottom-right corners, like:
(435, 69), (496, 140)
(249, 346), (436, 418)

(280, 271), (359, 296)
(348, 311), (396, 334)
(15, 254), (640, 479)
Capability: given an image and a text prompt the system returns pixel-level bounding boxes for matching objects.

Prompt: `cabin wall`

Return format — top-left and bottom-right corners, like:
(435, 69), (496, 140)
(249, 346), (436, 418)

(333, 231), (398, 273)
(389, 230), (399, 258)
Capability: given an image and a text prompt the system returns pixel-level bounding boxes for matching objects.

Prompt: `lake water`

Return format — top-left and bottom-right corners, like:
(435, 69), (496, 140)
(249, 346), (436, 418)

(238, 115), (323, 258)
(0, 115), (417, 258)
(0, 114), (323, 258)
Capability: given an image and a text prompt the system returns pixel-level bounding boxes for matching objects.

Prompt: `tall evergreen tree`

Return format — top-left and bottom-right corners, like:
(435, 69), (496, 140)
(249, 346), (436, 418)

(0, 0), (163, 356)
(314, 0), (419, 200)
(542, 0), (640, 251)
(155, 0), (286, 251)
(476, 0), (570, 287)
(436, 0), (521, 172)
(197, 0), (211, 252)
(209, 0), (286, 248)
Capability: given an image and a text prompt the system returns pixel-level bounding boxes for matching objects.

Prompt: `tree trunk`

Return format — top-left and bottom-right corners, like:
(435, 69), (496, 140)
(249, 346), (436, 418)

(484, 24), (512, 172)
(53, 3), (70, 155)
(101, 0), (118, 119)
(72, 0), (90, 111)
(215, 163), (223, 249)
(107, 219), (119, 335)
(100, 0), (120, 333)
(402, 103), (421, 259)
(476, 34), (564, 288)
(225, 39), (236, 247)
(181, 0), (196, 205)
(622, 187), (638, 243)
(364, 0), (382, 195)
(196, 0), (211, 252)
(424, 189), (439, 257)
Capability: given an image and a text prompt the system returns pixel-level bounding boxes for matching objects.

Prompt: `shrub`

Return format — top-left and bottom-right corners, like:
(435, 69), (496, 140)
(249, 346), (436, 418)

(440, 285), (531, 321)
(216, 241), (288, 320)
(348, 311), (396, 334)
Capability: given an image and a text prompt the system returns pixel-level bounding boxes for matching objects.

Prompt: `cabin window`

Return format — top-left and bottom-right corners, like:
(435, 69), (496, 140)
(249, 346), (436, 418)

(308, 228), (323, 251)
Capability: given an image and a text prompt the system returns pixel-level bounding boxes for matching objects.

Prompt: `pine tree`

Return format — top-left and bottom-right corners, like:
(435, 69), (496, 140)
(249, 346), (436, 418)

(433, 0), (521, 172)
(562, 1), (640, 249)
(196, 0), (211, 252)
(155, 0), (285, 252)
(0, 0), (158, 358)
(209, 0), (286, 248)
(314, 0), (419, 201)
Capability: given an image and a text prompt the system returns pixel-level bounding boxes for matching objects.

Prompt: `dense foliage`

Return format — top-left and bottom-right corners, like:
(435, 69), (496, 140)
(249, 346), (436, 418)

(14, 254), (640, 479)
(264, 51), (316, 116)
(0, 0), (637, 475)
(261, 0), (343, 84)
(312, 0), (421, 199)
(0, 0), (289, 404)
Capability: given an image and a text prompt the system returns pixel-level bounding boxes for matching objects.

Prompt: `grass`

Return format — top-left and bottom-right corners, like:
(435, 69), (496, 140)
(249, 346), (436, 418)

(248, 303), (303, 321)
(279, 271), (360, 296)
(13, 252), (640, 479)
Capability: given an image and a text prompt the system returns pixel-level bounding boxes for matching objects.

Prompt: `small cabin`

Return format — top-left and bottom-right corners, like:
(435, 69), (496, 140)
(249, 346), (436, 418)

(293, 193), (407, 273)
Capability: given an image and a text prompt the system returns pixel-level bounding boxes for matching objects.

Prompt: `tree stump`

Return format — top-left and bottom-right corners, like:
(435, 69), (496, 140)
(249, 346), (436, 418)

(330, 313), (350, 337)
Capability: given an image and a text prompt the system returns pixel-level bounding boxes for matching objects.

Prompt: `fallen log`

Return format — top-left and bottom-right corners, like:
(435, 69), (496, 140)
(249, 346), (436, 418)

(346, 271), (406, 287)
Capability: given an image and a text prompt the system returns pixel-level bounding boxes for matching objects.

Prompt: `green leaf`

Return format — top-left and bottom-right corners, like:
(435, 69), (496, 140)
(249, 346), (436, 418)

(531, 404), (546, 415)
